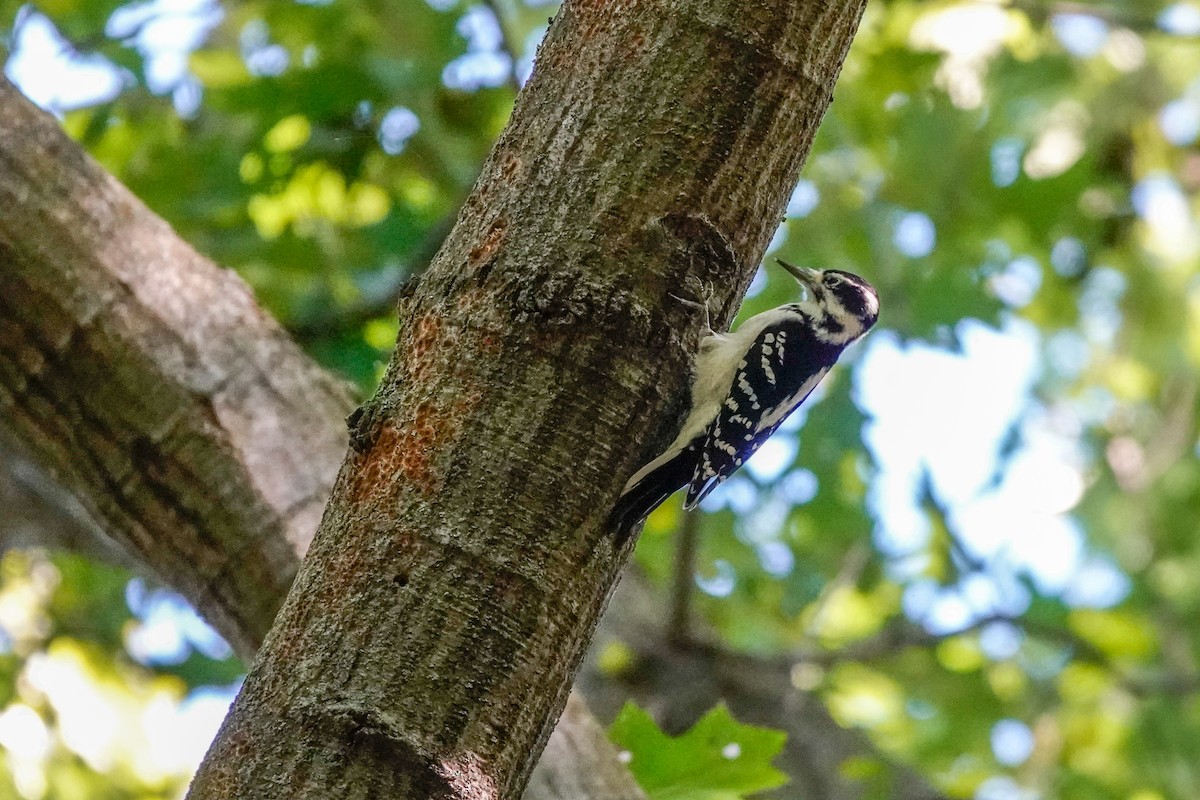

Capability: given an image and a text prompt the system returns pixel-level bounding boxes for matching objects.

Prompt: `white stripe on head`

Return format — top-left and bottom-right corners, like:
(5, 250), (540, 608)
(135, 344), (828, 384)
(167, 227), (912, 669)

(862, 287), (879, 319)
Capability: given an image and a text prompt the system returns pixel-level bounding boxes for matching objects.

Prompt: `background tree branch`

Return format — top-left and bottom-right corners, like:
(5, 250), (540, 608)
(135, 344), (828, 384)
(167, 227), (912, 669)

(0, 438), (134, 567)
(582, 569), (951, 800)
(0, 75), (352, 658)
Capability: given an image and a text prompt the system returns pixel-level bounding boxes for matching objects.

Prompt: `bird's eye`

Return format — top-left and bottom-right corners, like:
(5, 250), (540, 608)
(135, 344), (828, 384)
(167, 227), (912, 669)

(825, 275), (842, 287)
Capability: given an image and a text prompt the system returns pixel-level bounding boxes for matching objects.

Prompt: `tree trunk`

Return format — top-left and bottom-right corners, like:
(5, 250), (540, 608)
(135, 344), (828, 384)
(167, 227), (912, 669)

(0, 75), (641, 800)
(187, 0), (867, 797)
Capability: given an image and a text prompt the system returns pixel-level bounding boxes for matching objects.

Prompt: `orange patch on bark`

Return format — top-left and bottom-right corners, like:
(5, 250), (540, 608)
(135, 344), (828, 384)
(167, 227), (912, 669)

(500, 153), (521, 179)
(348, 311), (491, 502)
(407, 311), (458, 387)
(469, 218), (507, 265)
(457, 288), (481, 311)
(409, 314), (441, 372)
(349, 421), (406, 503)
(391, 393), (482, 496)
(348, 412), (447, 502)
(477, 333), (501, 355)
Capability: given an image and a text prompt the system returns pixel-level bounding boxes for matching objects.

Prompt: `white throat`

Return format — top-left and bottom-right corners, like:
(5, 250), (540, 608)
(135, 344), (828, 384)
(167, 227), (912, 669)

(796, 294), (866, 346)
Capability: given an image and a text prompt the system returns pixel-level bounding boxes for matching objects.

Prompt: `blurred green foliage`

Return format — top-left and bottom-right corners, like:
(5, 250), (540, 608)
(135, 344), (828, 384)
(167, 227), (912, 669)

(4, 0), (1200, 798)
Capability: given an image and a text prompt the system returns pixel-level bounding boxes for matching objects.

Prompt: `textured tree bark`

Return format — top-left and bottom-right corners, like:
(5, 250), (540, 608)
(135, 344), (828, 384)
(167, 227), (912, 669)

(0, 76), (640, 800)
(187, 0), (867, 797)
(0, 438), (135, 567)
(0, 76), (353, 658)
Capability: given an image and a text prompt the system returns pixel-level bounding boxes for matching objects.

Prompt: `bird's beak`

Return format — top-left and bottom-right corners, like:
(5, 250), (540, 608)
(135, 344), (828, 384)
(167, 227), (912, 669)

(775, 260), (820, 296)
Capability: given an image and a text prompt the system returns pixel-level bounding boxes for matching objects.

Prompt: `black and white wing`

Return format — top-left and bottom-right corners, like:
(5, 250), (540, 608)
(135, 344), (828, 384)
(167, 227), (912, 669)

(685, 317), (838, 508)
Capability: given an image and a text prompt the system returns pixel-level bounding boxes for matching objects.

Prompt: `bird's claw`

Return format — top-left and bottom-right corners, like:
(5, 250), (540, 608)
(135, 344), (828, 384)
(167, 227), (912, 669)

(670, 280), (716, 335)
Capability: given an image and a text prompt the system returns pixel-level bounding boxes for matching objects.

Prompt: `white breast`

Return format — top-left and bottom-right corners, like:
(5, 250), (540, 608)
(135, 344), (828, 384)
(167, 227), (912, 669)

(670, 310), (795, 449)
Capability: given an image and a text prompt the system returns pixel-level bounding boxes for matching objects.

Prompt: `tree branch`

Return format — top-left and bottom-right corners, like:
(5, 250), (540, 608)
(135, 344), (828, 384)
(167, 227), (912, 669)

(582, 573), (952, 800)
(0, 75), (353, 657)
(0, 437), (135, 567)
(668, 509), (700, 646)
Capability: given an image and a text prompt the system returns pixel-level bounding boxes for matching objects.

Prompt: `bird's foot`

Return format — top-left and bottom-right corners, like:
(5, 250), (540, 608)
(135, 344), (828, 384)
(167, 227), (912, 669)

(669, 279), (716, 336)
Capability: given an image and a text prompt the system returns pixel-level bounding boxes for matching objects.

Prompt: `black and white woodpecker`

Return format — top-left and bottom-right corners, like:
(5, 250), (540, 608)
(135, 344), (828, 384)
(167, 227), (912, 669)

(609, 260), (879, 542)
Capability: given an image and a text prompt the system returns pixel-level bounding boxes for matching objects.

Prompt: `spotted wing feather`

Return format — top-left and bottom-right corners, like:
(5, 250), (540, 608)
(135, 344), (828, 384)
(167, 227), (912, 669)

(685, 317), (838, 508)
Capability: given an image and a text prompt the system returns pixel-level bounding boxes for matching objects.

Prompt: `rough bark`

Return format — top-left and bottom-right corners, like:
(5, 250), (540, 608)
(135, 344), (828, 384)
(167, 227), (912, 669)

(187, 0), (867, 797)
(0, 438), (135, 567)
(0, 75), (354, 658)
(0, 76), (640, 800)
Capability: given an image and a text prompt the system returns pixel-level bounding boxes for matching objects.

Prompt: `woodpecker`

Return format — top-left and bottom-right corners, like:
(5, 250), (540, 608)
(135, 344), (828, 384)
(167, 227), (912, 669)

(609, 261), (879, 543)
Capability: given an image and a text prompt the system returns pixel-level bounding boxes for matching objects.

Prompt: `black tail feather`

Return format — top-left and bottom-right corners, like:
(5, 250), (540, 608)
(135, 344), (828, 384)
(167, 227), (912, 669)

(607, 449), (695, 547)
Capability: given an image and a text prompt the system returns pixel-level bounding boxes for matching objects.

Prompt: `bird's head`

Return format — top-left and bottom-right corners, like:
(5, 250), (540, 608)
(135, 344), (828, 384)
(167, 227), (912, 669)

(776, 260), (879, 343)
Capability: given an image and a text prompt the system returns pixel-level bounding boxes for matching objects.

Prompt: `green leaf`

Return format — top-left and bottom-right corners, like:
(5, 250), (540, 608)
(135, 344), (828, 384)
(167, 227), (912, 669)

(609, 703), (788, 800)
